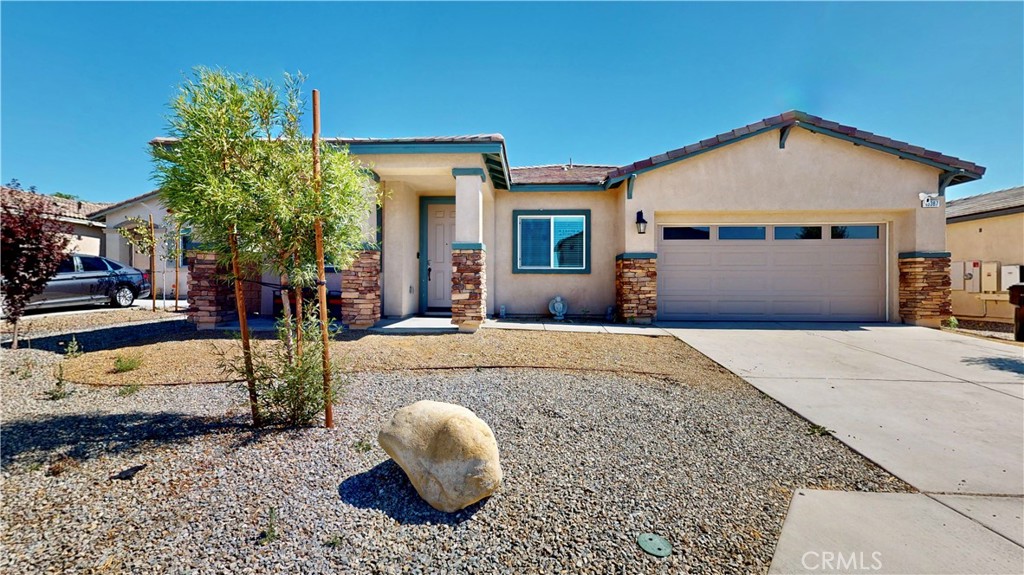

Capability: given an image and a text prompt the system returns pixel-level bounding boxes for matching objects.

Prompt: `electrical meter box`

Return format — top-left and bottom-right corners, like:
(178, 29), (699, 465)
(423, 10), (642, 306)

(1001, 264), (1023, 292)
(981, 262), (1000, 292)
(954, 260), (982, 292)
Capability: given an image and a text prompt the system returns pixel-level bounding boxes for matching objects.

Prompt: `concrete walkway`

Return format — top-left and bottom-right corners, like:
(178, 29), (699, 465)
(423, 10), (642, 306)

(661, 322), (1024, 573)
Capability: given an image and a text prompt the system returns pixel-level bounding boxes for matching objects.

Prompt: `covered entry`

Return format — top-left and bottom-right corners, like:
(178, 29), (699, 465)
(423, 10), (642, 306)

(657, 223), (886, 321)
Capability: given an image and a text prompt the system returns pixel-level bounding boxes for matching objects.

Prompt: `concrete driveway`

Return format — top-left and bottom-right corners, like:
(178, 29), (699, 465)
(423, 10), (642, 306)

(662, 322), (1024, 573)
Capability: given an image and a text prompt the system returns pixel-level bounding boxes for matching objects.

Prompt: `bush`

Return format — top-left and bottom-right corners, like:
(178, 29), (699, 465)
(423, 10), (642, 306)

(113, 352), (143, 373)
(221, 306), (344, 426)
(942, 316), (959, 330)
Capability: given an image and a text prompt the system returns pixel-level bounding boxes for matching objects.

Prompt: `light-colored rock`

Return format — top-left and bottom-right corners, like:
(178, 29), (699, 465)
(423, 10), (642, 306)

(378, 400), (502, 512)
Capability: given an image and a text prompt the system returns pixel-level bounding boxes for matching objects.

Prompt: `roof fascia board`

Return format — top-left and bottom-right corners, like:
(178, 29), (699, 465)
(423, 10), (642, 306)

(509, 184), (609, 192)
(796, 123), (982, 179)
(605, 123), (782, 187)
(946, 205), (1024, 224)
(341, 142), (504, 155)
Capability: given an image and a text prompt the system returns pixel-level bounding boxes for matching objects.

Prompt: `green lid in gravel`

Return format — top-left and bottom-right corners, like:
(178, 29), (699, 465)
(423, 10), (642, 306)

(637, 533), (671, 557)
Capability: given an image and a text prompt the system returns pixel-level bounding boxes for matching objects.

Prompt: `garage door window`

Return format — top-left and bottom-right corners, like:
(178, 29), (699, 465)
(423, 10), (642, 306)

(719, 226), (766, 240)
(664, 226), (710, 240)
(513, 210), (590, 273)
(832, 225), (879, 239)
(774, 226), (823, 240)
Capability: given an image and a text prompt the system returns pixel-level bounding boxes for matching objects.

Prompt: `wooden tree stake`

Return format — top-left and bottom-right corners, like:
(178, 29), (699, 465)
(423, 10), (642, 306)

(313, 89), (333, 429)
(174, 222), (181, 312)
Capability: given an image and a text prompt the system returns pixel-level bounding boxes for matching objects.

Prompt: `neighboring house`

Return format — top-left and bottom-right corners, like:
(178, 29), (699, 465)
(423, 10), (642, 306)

(945, 186), (1024, 324)
(155, 110), (985, 331)
(89, 190), (190, 300)
(0, 186), (109, 255)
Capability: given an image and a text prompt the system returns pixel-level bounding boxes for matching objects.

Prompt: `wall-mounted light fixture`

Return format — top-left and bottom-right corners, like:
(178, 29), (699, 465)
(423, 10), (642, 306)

(636, 210), (648, 234)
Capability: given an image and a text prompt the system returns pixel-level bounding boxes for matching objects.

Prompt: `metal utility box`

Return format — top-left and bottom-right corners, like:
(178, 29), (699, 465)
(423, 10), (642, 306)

(951, 261), (965, 291)
(981, 261), (999, 293)
(953, 260), (982, 293)
(1001, 264), (1023, 292)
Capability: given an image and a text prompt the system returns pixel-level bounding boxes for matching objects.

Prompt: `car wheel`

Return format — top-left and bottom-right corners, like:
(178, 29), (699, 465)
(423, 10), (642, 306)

(112, 286), (135, 308)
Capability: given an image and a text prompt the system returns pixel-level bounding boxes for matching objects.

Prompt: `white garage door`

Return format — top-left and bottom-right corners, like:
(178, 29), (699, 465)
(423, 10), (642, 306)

(657, 224), (886, 321)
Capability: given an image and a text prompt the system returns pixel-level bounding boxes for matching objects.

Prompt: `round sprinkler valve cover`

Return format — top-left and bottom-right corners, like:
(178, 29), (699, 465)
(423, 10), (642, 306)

(637, 533), (672, 557)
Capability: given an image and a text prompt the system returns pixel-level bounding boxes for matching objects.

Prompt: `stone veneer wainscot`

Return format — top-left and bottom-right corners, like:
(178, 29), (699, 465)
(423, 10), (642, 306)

(898, 252), (952, 328)
(451, 248), (486, 332)
(615, 253), (657, 324)
(340, 250), (382, 329)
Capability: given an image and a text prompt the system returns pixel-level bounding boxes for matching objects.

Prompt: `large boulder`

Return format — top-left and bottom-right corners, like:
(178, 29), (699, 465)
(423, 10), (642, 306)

(378, 400), (502, 513)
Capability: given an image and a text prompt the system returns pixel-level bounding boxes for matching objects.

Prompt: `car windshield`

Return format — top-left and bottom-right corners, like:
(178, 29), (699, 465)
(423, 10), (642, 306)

(105, 259), (124, 270)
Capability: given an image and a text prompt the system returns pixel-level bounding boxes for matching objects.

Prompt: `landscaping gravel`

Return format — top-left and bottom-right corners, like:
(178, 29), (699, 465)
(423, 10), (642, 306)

(950, 319), (1017, 343)
(1, 344), (909, 574)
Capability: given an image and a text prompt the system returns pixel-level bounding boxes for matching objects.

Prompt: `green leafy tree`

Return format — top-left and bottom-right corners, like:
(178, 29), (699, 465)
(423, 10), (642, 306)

(1, 193), (73, 348)
(152, 67), (378, 426)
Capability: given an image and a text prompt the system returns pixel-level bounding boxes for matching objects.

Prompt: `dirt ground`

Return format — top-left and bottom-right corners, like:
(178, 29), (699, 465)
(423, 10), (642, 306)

(2, 306), (183, 338)
(61, 328), (722, 387)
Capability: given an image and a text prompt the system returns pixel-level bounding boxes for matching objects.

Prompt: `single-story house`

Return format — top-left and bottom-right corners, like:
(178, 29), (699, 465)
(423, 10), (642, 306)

(89, 191), (191, 300)
(1, 186), (109, 256)
(165, 110), (985, 331)
(946, 186), (1024, 324)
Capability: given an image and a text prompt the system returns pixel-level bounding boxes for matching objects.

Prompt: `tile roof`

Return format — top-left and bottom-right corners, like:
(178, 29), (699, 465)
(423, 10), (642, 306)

(87, 190), (162, 219)
(509, 164), (615, 185)
(0, 186), (111, 224)
(149, 134), (506, 146)
(946, 186), (1024, 221)
(607, 111), (986, 184)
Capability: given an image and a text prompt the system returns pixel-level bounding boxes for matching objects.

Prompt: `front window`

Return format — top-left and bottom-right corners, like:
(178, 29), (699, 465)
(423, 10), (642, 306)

(514, 210), (590, 273)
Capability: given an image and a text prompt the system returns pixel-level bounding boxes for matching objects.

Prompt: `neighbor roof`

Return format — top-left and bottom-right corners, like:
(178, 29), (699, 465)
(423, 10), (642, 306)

(606, 110), (985, 188)
(946, 186), (1024, 223)
(87, 190), (162, 220)
(0, 186), (110, 226)
(510, 164), (615, 186)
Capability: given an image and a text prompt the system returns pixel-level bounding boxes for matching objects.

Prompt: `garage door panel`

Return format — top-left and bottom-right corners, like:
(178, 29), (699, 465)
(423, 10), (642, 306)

(662, 251), (712, 266)
(715, 250), (771, 267)
(716, 300), (770, 316)
(771, 250), (828, 267)
(658, 223), (886, 322)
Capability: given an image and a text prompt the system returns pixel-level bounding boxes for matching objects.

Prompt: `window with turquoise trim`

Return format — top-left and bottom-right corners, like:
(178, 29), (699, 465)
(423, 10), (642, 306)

(514, 210), (590, 273)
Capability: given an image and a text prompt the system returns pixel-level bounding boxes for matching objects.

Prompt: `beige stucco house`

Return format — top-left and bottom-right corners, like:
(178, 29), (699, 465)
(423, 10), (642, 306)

(165, 111), (985, 331)
(89, 190), (190, 300)
(946, 186), (1024, 324)
(1, 186), (108, 255)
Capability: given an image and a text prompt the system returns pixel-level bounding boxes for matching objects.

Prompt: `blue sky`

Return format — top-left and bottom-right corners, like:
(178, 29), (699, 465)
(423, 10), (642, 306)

(2, 2), (1021, 202)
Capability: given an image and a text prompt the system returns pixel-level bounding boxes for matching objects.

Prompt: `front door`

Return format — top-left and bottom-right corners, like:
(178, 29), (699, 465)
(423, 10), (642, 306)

(426, 204), (456, 310)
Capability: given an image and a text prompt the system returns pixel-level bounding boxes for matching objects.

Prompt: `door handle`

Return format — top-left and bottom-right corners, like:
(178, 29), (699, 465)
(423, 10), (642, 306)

(427, 267), (432, 281)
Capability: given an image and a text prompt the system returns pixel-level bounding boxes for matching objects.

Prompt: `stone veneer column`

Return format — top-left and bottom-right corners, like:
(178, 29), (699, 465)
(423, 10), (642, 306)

(898, 252), (951, 328)
(186, 252), (238, 330)
(615, 253), (657, 324)
(340, 249), (381, 330)
(451, 246), (486, 333)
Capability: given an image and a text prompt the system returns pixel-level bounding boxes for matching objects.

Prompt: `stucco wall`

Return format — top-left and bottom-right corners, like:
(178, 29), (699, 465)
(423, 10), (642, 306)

(624, 128), (947, 323)
(492, 189), (620, 317)
(947, 212), (1024, 323)
(381, 181), (422, 317)
(67, 223), (104, 256)
(102, 198), (189, 299)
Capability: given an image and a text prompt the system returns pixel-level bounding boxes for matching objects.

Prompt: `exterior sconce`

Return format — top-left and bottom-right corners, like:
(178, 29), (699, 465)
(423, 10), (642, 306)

(636, 210), (648, 234)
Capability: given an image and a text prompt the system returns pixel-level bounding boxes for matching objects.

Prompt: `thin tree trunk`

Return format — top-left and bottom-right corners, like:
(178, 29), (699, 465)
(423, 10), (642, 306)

(294, 254), (303, 358)
(174, 222), (181, 312)
(279, 271), (295, 364)
(229, 229), (261, 427)
(148, 215), (157, 312)
(10, 321), (18, 350)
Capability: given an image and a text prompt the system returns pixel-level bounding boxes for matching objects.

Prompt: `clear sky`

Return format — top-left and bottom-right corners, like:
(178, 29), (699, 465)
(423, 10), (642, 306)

(2, 2), (1021, 203)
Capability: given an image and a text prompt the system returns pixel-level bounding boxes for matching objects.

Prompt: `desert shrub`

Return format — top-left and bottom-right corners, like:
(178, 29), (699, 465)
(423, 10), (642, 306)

(113, 352), (143, 373)
(942, 316), (959, 329)
(221, 307), (344, 426)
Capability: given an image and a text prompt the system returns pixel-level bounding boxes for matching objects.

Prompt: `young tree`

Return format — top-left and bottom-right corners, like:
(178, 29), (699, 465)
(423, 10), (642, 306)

(152, 68), (378, 426)
(1, 193), (72, 348)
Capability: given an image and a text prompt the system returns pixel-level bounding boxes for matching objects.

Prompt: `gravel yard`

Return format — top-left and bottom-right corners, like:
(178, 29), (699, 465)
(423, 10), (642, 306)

(1, 331), (909, 574)
(1, 306), (184, 346)
(947, 319), (1019, 344)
